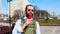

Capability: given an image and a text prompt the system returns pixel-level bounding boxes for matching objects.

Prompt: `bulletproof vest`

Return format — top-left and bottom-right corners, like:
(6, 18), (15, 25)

(21, 19), (36, 34)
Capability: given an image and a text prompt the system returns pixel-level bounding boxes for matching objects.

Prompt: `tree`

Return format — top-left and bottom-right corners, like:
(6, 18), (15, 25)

(12, 9), (23, 21)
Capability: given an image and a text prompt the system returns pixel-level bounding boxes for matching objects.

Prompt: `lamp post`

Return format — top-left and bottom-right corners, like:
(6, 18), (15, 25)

(7, 0), (12, 33)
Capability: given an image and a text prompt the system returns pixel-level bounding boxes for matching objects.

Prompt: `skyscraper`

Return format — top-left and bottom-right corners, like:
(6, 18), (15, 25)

(8, 0), (30, 17)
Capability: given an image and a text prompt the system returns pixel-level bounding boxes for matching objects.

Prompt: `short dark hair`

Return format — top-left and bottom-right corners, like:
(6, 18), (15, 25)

(25, 4), (34, 18)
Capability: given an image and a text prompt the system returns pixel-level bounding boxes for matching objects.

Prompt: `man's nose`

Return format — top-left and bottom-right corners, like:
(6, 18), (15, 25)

(29, 11), (32, 13)
(30, 11), (32, 12)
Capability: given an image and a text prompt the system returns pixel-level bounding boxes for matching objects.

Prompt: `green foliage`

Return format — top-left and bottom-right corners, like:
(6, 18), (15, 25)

(37, 19), (60, 24)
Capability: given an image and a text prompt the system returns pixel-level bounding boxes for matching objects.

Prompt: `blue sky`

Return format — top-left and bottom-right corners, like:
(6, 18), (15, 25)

(2, 0), (8, 14)
(2, 0), (14, 14)
(2, 0), (60, 15)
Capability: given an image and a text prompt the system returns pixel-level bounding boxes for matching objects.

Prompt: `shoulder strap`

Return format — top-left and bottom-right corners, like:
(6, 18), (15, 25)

(21, 18), (25, 25)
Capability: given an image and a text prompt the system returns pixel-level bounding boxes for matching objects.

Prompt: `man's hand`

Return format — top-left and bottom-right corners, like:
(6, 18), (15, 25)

(26, 19), (32, 25)
(21, 18), (32, 30)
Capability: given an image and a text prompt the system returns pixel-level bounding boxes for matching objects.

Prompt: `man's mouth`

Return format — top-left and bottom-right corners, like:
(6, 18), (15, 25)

(29, 13), (33, 15)
(29, 12), (32, 14)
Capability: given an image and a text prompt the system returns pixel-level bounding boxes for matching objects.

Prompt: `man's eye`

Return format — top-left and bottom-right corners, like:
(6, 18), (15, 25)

(28, 9), (30, 11)
(32, 10), (34, 12)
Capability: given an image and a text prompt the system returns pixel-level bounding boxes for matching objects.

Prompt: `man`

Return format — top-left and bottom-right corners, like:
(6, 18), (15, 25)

(12, 4), (41, 34)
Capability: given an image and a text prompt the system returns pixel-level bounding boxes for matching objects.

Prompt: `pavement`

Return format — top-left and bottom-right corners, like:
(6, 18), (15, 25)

(0, 22), (60, 34)
(40, 26), (60, 34)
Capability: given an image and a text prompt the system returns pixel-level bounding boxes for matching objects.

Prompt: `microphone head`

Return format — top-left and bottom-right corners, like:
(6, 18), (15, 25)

(28, 15), (33, 19)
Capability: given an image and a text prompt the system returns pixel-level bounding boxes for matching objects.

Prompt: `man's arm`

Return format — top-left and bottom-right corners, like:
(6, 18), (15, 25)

(12, 19), (22, 34)
(35, 21), (41, 34)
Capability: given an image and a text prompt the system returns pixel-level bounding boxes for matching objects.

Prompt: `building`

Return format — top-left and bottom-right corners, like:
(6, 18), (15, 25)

(34, 10), (51, 19)
(51, 11), (58, 19)
(8, 0), (30, 17)
(0, 14), (8, 20)
(52, 11), (57, 17)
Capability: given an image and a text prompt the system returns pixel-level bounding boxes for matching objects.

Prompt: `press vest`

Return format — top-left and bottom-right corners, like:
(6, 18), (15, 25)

(21, 19), (36, 34)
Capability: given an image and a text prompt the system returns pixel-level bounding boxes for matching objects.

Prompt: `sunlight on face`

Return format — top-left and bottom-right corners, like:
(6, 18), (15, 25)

(27, 6), (34, 15)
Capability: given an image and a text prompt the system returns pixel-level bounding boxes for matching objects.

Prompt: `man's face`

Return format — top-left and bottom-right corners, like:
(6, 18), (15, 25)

(27, 6), (34, 15)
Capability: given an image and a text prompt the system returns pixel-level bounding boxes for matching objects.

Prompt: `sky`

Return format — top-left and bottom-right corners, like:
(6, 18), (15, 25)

(2, 0), (15, 14)
(2, 0), (8, 14)
(2, 0), (60, 15)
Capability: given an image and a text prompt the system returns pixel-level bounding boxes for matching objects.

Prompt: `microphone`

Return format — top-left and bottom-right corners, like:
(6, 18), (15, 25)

(28, 15), (33, 19)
